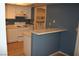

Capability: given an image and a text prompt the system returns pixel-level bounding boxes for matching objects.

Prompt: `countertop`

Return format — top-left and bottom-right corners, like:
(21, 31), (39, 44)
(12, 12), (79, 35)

(6, 25), (66, 35)
(32, 28), (66, 35)
(6, 25), (33, 30)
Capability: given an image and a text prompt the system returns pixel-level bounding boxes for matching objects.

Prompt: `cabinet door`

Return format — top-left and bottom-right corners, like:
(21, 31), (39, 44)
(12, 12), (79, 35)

(34, 6), (46, 30)
(7, 42), (18, 56)
(22, 30), (32, 56)
(6, 4), (15, 19)
(7, 41), (24, 56)
(15, 29), (25, 41)
(7, 29), (17, 42)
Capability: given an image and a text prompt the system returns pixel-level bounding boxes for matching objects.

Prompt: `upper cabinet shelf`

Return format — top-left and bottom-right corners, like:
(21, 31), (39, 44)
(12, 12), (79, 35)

(34, 5), (47, 30)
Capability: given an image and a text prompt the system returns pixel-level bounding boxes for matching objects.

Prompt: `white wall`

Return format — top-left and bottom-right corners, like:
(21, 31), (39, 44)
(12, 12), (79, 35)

(0, 3), (7, 56)
(74, 23), (79, 56)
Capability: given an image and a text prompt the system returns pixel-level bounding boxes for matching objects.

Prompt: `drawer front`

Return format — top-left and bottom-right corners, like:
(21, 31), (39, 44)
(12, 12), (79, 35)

(13, 42), (18, 48)
(7, 29), (17, 42)
(16, 48), (24, 54)
(8, 43), (14, 50)
(18, 41), (24, 48)
(8, 50), (14, 56)
(8, 41), (24, 56)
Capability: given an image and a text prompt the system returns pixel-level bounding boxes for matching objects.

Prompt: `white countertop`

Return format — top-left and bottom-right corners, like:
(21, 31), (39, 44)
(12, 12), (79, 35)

(32, 28), (67, 35)
(6, 25), (33, 30)
(6, 25), (67, 35)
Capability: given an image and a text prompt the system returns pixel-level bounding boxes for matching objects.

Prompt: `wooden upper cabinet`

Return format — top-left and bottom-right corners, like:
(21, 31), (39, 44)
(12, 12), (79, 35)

(5, 4), (32, 19)
(34, 5), (46, 30)
(5, 4), (16, 19)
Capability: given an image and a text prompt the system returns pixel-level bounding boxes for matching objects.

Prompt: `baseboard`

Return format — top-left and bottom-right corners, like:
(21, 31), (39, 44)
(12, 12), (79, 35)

(49, 51), (69, 56)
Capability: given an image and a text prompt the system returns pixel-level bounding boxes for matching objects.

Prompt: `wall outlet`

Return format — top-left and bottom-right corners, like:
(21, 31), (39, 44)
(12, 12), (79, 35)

(49, 22), (51, 26)
(53, 20), (55, 23)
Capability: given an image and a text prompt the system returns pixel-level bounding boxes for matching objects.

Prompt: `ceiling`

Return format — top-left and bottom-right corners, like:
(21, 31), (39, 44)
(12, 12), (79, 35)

(6, 3), (32, 6)
(5, 3), (55, 7)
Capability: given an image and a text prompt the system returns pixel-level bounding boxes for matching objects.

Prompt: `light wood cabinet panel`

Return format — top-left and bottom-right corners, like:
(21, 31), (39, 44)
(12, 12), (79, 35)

(6, 4), (15, 19)
(34, 6), (46, 30)
(7, 28), (32, 56)
(7, 41), (24, 56)
(7, 29), (17, 42)
(5, 4), (31, 19)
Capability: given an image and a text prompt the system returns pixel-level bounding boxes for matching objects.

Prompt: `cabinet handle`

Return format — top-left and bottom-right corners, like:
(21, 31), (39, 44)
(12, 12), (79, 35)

(17, 36), (24, 37)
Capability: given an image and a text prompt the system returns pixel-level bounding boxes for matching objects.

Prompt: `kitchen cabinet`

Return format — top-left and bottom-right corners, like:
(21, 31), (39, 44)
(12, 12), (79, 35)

(7, 29), (17, 42)
(15, 6), (31, 19)
(5, 4), (31, 19)
(7, 27), (32, 56)
(7, 41), (24, 56)
(23, 30), (32, 56)
(7, 28), (25, 42)
(6, 4), (15, 19)
(34, 5), (46, 30)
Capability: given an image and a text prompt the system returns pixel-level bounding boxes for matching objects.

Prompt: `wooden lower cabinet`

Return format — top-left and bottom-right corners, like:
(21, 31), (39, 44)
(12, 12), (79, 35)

(7, 41), (25, 56)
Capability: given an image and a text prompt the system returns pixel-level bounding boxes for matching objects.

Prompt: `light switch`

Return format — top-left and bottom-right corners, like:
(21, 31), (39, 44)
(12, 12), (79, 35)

(49, 22), (51, 26)
(53, 20), (55, 23)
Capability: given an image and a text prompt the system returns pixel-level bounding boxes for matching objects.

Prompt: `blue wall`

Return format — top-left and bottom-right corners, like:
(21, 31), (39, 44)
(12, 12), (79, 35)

(46, 3), (79, 55)
(32, 33), (60, 56)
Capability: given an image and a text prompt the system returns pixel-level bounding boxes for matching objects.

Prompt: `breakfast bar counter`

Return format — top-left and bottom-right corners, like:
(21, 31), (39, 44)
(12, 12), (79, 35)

(32, 28), (66, 35)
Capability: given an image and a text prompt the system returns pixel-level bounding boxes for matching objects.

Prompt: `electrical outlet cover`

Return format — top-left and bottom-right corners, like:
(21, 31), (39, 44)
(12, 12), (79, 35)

(53, 20), (55, 23)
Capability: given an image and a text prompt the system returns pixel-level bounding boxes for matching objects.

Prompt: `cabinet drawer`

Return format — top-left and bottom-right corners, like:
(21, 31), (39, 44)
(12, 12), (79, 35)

(8, 50), (14, 56)
(8, 43), (13, 49)
(8, 42), (18, 52)
(18, 48), (24, 53)
(13, 42), (18, 48)
(7, 41), (24, 56)
(7, 29), (17, 42)
(18, 41), (24, 48)
(12, 48), (24, 56)
(8, 47), (24, 56)
(16, 36), (25, 40)
(23, 31), (32, 36)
